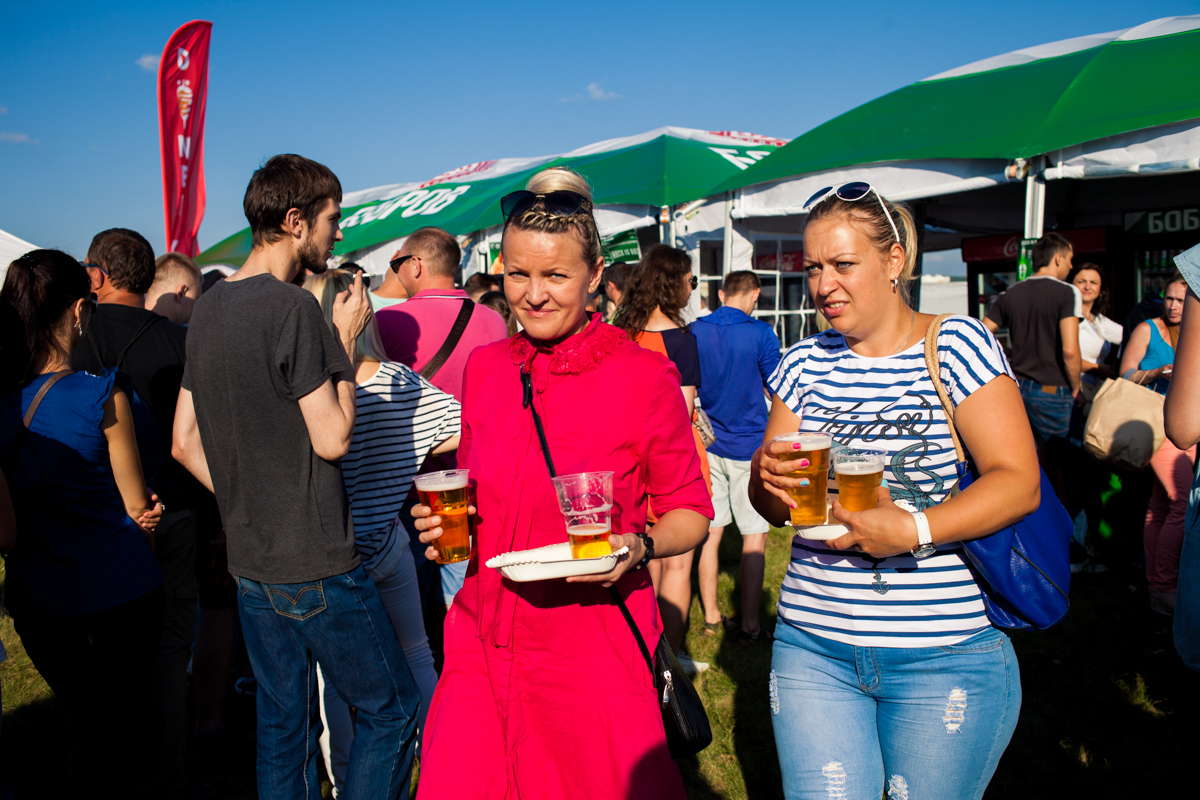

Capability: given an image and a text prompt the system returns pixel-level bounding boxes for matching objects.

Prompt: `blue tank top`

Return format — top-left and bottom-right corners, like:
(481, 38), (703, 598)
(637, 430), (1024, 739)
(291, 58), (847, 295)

(0, 369), (162, 617)
(1138, 321), (1175, 395)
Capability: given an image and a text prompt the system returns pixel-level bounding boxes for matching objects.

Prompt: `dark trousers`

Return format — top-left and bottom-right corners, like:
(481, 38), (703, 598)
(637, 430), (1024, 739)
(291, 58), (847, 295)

(146, 509), (199, 798)
(14, 587), (164, 789)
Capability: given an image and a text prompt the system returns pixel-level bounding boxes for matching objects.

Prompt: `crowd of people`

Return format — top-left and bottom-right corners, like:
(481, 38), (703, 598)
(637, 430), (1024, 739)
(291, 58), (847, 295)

(0, 153), (1197, 800)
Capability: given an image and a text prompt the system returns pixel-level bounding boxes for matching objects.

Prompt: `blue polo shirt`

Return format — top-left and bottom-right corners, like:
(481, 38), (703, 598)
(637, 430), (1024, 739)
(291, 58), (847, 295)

(692, 306), (781, 461)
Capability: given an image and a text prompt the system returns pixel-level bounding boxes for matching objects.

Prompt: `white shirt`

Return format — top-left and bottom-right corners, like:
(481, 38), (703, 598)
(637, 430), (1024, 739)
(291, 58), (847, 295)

(1078, 313), (1123, 385)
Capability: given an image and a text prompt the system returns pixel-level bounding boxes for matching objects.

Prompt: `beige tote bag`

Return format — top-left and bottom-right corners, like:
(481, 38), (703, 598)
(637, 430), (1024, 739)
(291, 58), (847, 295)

(1082, 378), (1165, 470)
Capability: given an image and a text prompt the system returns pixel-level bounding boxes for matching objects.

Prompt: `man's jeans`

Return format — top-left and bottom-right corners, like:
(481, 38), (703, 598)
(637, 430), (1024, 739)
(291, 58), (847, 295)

(769, 620), (1021, 800)
(235, 564), (420, 800)
(1017, 379), (1073, 443)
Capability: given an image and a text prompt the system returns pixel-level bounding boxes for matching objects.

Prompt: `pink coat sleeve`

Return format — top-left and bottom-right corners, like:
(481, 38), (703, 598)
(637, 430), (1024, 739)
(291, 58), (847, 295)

(640, 359), (714, 520)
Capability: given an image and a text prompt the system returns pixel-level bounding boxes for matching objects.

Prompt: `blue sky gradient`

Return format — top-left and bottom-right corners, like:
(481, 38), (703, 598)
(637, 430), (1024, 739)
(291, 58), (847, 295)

(1, 0), (1195, 274)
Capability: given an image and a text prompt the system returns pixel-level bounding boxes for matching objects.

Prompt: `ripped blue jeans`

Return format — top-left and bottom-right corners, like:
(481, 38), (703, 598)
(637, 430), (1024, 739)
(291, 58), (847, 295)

(769, 619), (1021, 800)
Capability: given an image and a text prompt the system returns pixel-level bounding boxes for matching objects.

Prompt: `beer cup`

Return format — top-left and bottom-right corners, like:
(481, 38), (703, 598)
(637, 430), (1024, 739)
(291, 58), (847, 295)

(550, 472), (614, 559)
(833, 451), (886, 513)
(774, 433), (832, 527)
(413, 469), (472, 564)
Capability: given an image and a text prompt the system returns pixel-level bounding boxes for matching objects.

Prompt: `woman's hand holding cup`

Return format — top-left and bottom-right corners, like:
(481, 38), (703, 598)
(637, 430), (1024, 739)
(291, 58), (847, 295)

(411, 501), (478, 562)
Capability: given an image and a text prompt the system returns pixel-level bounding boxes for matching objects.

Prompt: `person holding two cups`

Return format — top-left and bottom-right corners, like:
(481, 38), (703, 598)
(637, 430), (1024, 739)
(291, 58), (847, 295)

(411, 167), (712, 800)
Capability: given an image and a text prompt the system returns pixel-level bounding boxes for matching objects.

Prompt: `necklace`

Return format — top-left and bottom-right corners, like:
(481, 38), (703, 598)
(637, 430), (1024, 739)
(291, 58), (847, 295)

(890, 309), (915, 356)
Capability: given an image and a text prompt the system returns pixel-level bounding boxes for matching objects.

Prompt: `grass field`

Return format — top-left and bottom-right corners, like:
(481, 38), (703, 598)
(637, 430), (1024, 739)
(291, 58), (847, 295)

(1, 520), (1196, 798)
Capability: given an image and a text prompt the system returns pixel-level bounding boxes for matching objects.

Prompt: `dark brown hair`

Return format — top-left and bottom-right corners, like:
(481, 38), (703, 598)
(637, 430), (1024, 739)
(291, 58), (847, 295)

(1032, 232), (1072, 271)
(87, 228), (155, 294)
(722, 270), (761, 297)
(0, 250), (91, 388)
(1066, 263), (1109, 317)
(244, 154), (343, 248)
(405, 227), (462, 280)
(614, 245), (693, 337)
(478, 290), (518, 337)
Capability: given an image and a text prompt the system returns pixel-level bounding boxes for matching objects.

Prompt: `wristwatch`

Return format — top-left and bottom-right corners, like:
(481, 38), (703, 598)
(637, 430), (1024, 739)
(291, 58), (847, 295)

(631, 533), (655, 570)
(909, 511), (936, 559)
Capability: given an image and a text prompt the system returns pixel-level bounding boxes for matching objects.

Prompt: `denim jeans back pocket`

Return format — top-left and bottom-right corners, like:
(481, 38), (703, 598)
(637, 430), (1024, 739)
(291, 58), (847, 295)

(265, 581), (327, 620)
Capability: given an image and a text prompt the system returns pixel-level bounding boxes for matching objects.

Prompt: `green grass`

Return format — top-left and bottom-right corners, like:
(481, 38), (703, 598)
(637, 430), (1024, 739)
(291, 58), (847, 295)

(2, 526), (1197, 798)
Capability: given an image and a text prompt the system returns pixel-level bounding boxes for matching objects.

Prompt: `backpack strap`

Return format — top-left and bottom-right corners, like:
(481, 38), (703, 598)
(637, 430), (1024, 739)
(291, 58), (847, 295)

(115, 315), (165, 370)
(420, 299), (474, 381)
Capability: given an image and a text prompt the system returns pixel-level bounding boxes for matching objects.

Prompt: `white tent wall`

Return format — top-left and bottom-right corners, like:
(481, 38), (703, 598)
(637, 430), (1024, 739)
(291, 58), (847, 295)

(0, 228), (40, 285)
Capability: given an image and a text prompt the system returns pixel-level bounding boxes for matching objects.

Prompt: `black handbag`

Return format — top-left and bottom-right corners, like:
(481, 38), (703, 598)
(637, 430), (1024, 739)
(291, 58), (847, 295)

(521, 369), (713, 758)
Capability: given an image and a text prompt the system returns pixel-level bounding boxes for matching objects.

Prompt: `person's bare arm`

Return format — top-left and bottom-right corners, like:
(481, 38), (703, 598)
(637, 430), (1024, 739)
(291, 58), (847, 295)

(1166, 288), (1200, 449)
(983, 317), (1000, 333)
(172, 387), (213, 493)
(430, 435), (461, 456)
(681, 385), (697, 418)
(102, 388), (157, 548)
(827, 376), (1041, 557)
(0, 470), (16, 554)
(298, 273), (372, 461)
(1118, 322), (1168, 385)
(748, 394), (806, 528)
(1059, 316), (1083, 397)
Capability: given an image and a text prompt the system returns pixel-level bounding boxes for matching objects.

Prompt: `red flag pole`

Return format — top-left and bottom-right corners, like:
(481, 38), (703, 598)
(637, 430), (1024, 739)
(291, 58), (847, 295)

(157, 20), (212, 257)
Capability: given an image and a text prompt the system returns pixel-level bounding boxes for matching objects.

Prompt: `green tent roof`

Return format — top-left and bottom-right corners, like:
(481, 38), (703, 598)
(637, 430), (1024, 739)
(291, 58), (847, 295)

(197, 127), (785, 267)
(718, 15), (1200, 193)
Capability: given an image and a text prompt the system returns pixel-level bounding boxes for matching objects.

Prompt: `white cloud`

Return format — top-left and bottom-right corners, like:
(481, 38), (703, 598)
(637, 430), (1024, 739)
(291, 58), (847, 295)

(136, 53), (159, 72)
(0, 131), (37, 145)
(587, 82), (619, 100)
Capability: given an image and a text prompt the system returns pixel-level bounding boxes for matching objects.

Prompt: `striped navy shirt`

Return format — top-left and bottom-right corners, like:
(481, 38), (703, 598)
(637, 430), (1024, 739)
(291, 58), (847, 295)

(768, 315), (1013, 647)
(341, 362), (462, 572)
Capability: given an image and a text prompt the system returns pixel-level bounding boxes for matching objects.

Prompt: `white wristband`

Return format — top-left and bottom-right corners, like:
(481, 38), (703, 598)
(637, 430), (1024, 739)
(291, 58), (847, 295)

(911, 510), (932, 547)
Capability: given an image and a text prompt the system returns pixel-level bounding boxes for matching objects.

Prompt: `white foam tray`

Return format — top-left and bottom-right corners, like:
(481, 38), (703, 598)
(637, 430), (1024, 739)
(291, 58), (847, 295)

(486, 542), (630, 582)
(793, 499), (847, 540)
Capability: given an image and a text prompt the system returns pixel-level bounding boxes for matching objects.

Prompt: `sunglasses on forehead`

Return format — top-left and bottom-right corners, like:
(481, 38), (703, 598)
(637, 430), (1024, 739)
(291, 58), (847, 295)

(802, 181), (901, 245)
(500, 190), (592, 222)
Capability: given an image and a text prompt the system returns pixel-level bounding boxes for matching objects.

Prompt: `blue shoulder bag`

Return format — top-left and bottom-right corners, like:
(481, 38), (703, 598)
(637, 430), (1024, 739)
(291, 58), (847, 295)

(924, 315), (1072, 630)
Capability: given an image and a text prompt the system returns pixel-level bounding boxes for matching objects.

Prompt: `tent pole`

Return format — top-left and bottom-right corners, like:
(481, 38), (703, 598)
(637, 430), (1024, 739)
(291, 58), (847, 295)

(722, 192), (734, 275)
(1023, 157), (1046, 240)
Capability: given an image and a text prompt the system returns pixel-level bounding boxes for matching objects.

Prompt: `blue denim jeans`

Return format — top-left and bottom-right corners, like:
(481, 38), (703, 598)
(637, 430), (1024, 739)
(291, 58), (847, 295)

(235, 564), (420, 800)
(1017, 379), (1073, 443)
(769, 620), (1021, 800)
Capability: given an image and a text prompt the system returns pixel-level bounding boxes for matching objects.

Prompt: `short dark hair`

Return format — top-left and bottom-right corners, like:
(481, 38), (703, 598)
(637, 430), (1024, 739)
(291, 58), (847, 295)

(1032, 232), (1072, 270)
(604, 262), (632, 293)
(244, 154), (343, 249)
(464, 272), (500, 293)
(722, 270), (760, 296)
(406, 227), (461, 280)
(87, 228), (155, 294)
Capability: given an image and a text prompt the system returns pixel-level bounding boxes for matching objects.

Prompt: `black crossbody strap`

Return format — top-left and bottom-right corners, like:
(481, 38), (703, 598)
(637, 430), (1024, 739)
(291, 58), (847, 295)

(520, 367), (656, 679)
(86, 314), (163, 370)
(420, 299), (474, 381)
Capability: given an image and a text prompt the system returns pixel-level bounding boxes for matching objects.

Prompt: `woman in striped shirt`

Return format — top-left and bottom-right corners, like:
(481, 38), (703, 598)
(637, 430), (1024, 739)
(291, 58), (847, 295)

(307, 269), (462, 796)
(748, 184), (1039, 800)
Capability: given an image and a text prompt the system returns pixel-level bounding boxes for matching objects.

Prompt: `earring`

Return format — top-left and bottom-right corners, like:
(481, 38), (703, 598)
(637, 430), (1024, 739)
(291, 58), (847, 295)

(75, 320), (83, 335)
(891, 278), (899, 293)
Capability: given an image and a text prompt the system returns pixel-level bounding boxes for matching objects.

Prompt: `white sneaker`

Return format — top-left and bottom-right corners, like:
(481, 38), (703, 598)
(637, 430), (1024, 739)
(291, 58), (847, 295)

(675, 650), (709, 677)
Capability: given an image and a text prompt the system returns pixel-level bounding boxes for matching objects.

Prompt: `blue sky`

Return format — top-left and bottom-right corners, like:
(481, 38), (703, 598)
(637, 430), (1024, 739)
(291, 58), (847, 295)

(1, 0), (1195, 275)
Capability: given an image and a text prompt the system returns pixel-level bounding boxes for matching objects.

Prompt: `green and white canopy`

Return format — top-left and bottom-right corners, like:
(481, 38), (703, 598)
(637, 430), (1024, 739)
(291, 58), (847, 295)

(196, 127), (786, 270)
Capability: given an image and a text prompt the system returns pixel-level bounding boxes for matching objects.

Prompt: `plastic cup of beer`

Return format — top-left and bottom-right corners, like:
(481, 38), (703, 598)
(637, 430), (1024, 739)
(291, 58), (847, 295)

(774, 433), (832, 527)
(550, 472), (615, 559)
(413, 469), (472, 564)
(833, 451), (886, 513)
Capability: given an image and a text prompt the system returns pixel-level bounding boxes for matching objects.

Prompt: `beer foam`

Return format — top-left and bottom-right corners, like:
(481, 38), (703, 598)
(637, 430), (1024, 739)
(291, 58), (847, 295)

(777, 433), (831, 451)
(835, 461), (885, 475)
(413, 475), (468, 492)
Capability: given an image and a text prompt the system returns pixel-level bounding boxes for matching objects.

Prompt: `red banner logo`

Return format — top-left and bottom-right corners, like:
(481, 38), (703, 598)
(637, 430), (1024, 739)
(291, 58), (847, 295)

(158, 21), (211, 257)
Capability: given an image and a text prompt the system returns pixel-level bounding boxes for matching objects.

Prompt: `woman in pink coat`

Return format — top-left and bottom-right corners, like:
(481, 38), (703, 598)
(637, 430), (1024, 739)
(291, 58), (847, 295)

(412, 167), (713, 800)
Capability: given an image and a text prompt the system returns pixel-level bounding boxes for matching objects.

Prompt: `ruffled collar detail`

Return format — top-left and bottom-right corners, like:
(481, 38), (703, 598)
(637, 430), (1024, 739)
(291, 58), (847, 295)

(508, 314), (627, 375)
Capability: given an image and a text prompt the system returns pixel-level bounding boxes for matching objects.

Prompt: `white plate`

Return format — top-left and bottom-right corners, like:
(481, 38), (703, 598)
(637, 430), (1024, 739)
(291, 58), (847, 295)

(792, 499), (846, 540)
(486, 542), (631, 582)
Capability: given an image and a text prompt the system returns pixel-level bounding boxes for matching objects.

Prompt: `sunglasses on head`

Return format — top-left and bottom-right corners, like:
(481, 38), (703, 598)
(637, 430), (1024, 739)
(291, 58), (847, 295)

(802, 181), (901, 245)
(500, 190), (591, 222)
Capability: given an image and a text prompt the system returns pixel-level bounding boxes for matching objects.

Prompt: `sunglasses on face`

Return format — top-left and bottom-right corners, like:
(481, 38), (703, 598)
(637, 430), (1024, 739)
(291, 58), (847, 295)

(687, 274), (699, 289)
(802, 181), (901, 245)
(500, 190), (592, 221)
(389, 254), (420, 273)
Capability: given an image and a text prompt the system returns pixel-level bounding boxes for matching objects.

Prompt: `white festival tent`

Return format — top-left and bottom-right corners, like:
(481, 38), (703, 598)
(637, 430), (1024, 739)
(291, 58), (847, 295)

(0, 228), (40, 285)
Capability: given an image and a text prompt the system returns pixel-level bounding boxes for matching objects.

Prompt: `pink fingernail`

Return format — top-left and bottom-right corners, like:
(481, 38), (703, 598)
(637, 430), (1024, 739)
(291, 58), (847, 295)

(799, 458), (810, 468)
(792, 443), (803, 450)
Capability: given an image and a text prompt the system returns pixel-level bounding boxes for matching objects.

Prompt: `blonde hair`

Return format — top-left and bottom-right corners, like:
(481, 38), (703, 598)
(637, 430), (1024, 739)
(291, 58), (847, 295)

(502, 167), (603, 267)
(303, 269), (389, 362)
(805, 192), (919, 305)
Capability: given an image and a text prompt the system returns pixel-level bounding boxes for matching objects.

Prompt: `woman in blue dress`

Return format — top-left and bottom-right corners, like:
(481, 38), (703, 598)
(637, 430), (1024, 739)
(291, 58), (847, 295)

(0, 250), (164, 788)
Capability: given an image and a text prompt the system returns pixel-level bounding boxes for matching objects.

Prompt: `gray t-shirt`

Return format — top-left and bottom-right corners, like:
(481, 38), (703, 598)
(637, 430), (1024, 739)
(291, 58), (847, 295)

(182, 274), (359, 583)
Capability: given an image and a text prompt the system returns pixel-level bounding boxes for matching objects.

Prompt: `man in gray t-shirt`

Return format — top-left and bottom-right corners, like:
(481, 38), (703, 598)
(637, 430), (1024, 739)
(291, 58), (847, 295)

(173, 155), (420, 799)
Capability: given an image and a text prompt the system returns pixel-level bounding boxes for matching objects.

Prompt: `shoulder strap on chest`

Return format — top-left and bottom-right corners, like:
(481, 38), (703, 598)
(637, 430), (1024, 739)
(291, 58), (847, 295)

(420, 299), (474, 381)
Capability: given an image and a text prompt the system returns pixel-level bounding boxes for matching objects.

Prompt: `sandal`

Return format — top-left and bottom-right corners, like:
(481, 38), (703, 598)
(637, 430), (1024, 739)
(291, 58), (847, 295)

(702, 615), (734, 636)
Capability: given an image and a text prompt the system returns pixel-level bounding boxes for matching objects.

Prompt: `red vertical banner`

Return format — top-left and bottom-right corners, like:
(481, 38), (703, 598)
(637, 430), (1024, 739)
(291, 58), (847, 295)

(158, 21), (212, 256)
